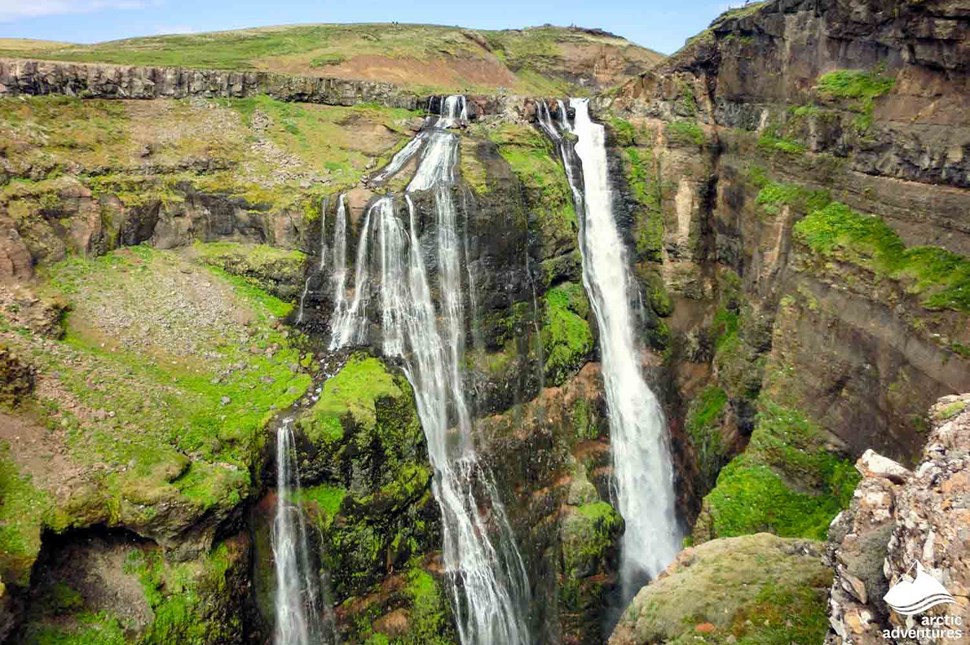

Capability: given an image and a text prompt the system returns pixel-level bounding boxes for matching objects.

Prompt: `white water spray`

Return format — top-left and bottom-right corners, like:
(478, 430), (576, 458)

(547, 98), (680, 595)
(272, 419), (335, 644)
(330, 96), (531, 644)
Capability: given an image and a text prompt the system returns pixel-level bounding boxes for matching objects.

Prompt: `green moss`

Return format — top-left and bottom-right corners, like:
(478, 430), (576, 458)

(703, 401), (859, 541)
(22, 611), (128, 644)
(816, 69), (895, 102)
(814, 68), (894, 133)
(401, 568), (453, 644)
(9, 247), (310, 535)
(666, 121), (704, 146)
(625, 147), (665, 263)
(487, 122), (576, 249)
(934, 400), (966, 422)
(757, 133), (807, 155)
(731, 578), (830, 643)
(561, 501), (622, 577)
(686, 387), (728, 488)
(541, 283), (594, 386)
(125, 541), (241, 644)
(615, 532), (829, 645)
(609, 117), (637, 147)
(794, 202), (970, 312)
(0, 444), (53, 586)
(294, 483), (347, 519)
(570, 397), (599, 441)
(192, 242), (307, 300)
(755, 181), (830, 217)
(298, 353), (403, 445)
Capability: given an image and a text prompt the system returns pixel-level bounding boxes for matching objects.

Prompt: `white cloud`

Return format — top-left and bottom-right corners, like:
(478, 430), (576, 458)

(0, 1), (152, 22)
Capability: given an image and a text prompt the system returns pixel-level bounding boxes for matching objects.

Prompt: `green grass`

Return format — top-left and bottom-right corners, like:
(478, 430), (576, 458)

(757, 133), (807, 155)
(192, 242), (308, 300)
(703, 400), (859, 541)
(298, 353), (403, 444)
(815, 69), (895, 133)
(541, 283), (594, 386)
(0, 24), (661, 94)
(816, 69), (895, 102)
(794, 202), (970, 312)
(755, 181), (830, 217)
(1, 247), (311, 552)
(666, 120), (704, 146)
(0, 444), (53, 586)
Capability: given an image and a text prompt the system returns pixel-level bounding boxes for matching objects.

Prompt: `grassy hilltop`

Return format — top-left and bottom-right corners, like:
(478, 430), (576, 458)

(0, 23), (664, 95)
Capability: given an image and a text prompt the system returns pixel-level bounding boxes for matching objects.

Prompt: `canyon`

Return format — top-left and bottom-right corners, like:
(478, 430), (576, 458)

(0, 2), (968, 644)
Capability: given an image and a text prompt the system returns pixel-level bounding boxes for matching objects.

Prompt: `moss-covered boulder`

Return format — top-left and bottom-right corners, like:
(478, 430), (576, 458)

(561, 501), (623, 580)
(610, 533), (832, 644)
(190, 241), (308, 301)
(289, 353), (439, 602)
(541, 282), (594, 386)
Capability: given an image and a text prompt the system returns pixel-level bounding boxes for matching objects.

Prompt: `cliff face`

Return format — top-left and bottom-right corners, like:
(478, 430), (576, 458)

(0, 58), (423, 108)
(602, 0), (970, 527)
(0, 83), (618, 641)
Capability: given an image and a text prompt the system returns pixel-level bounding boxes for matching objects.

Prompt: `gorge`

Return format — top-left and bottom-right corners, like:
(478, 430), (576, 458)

(0, 2), (968, 644)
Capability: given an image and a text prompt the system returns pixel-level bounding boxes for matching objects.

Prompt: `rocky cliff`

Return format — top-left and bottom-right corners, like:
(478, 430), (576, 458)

(601, 0), (970, 527)
(0, 2), (968, 644)
(827, 393), (970, 643)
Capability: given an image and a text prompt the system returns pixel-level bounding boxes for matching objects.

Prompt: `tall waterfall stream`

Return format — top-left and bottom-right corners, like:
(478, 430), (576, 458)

(272, 418), (336, 644)
(326, 96), (531, 644)
(538, 99), (681, 599)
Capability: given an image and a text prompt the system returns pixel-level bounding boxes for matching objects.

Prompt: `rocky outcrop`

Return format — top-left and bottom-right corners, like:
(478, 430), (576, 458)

(610, 532), (832, 644)
(826, 393), (970, 644)
(0, 58), (422, 109)
(0, 346), (33, 407)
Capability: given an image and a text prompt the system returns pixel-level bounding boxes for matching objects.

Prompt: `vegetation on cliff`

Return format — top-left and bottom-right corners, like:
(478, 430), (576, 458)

(794, 202), (970, 313)
(541, 283), (594, 386)
(0, 245), (310, 587)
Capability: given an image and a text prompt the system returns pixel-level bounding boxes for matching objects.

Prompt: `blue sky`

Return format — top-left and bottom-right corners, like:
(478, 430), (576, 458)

(0, 1), (739, 54)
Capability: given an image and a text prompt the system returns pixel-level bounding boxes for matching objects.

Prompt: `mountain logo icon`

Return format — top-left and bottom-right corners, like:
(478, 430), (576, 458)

(883, 561), (956, 616)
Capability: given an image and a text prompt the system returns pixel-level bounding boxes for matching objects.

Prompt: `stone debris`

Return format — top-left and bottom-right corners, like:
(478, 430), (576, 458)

(827, 393), (970, 644)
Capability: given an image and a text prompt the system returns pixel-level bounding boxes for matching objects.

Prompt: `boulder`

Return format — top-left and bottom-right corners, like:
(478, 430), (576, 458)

(610, 533), (832, 644)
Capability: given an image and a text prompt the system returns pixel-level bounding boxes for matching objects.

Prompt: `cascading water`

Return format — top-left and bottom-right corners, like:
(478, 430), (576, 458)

(541, 98), (681, 597)
(329, 95), (531, 644)
(272, 418), (335, 644)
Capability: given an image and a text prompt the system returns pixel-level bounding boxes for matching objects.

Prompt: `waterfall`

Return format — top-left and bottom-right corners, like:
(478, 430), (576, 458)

(329, 200), (374, 349)
(272, 418), (335, 644)
(297, 197), (330, 324)
(330, 195), (349, 320)
(330, 96), (531, 645)
(543, 98), (680, 596)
